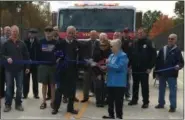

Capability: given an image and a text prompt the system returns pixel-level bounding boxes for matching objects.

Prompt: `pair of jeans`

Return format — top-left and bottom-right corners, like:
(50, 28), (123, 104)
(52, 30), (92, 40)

(5, 70), (23, 106)
(158, 77), (177, 108)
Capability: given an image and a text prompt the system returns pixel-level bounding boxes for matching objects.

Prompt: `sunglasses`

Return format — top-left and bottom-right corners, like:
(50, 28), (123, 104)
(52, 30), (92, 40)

(168, 37), (175, 40)
(45, 29), (53, 32)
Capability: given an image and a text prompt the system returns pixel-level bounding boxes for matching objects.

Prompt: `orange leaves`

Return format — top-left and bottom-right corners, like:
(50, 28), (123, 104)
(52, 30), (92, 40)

(149, 15), (174, 39)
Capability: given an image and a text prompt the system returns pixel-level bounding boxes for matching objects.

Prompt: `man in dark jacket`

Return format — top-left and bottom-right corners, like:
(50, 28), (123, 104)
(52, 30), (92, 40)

(52, 26), (81, 115)
(2, 25), (30, 112)
(121, 28), (134, 101)
(128, 28), (157, 108)
(0, 26), (11, 98)
(81, 30), (100, 103)
(154, 33), (184, 112)
(23, 28), (40, 99)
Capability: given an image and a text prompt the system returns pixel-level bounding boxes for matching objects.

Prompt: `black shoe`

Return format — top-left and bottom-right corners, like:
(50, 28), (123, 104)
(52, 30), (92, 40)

(96, 104), (104, 107)
(169, 108), (176, 112)
(52, 109), (58, 115)
(34, 96), (39, 99)
(81, 99), (88, 103)
(15, 104), (24, 111)
(155, 104), (164, 109)
(128, 101), (138, 106)
(102, 115), (115, 119)
(68, 109), (79, 114)
(141, 104), (149, 109)
(23, 96), (27, 99)
(117, 117), (123, 119)
(4, 105), (11, 112)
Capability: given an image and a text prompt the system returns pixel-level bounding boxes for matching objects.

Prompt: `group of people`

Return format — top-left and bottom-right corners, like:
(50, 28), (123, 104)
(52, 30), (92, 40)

(0, 24), (184, 119)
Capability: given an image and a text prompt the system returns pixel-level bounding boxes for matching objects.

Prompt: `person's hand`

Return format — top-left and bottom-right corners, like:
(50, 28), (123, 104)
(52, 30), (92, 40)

(97, 75), (102, 80)
(128, 67), (132, 73)
(90, 61), (97, 67)
(56, 58), (61, 63)
(175, 65), (180, 70)
(25, 69), (30, 74)
(105, 59), (108, 64)
(7, 58), (13, 64)
(146, 69), (151, 74)
(100, 65), (107, 70)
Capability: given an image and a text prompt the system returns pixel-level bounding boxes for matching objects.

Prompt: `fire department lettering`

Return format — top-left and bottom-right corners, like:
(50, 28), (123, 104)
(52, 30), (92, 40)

(83, 33), (90, 36)
(41, 44), (55, 52)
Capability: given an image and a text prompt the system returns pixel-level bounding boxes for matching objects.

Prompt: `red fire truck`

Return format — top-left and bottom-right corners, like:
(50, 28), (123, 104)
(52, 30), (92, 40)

(54, 3), (141, 40)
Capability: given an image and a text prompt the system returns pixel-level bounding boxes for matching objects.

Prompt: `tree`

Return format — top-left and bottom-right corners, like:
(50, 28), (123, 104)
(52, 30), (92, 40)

(142, 10), (162, 34)
(0, 1), (51, 31)
(174, 1), (184, 19)
(149, 15), (174, 39)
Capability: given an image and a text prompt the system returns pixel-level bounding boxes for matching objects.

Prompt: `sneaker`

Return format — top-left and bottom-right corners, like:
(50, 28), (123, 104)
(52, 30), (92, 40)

(4, 105), (11, 112)
(15, 105), (24, 111)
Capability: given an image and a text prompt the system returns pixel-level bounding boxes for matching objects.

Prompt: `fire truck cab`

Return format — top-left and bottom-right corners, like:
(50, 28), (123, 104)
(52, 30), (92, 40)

(56, 3), (137, 40)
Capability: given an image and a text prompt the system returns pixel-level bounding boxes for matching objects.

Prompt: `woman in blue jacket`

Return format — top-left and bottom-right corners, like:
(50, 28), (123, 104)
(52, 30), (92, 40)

(101, 39), (129, 119)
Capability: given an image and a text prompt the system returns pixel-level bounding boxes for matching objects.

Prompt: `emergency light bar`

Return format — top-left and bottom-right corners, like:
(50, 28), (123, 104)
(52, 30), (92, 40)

(74, 3), (119, 7)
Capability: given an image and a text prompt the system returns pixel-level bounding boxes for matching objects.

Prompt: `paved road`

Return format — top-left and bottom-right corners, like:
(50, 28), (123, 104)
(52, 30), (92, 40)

(1, 70), (184, 120)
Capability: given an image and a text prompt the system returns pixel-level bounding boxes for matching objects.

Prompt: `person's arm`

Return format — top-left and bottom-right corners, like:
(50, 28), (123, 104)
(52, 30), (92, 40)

(155, 49), (162, 74)
(107, 54), (129, 71)
(148, 41), (157, 70)
(176, 49), (184, 69)
(1, 42), (10, 60)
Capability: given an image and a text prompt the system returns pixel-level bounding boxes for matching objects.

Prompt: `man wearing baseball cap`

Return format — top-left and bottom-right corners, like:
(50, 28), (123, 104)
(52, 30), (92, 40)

(23, 28), (40, 99)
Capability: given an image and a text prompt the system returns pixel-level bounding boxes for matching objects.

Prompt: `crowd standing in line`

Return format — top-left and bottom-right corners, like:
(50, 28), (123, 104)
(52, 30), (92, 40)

(0, 24), (184, 119)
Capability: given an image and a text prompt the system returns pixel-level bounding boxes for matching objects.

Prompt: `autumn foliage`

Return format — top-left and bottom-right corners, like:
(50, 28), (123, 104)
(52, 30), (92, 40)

(149, 15), (175, 39)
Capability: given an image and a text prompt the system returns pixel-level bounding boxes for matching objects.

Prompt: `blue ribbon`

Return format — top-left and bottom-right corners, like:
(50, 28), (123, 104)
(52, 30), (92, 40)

(0, 50), (176, 74)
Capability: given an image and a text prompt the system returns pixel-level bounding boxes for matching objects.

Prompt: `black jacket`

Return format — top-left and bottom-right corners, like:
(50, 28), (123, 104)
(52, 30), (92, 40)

(131, 38), (157, 72)
(92, 48), (112, 76)
(1, 39), (30, 72)
(155, 45), (184, 78)
(121, 37), (134, 67)
(24, 38), (40, 61)
(55, 39), (81, 95)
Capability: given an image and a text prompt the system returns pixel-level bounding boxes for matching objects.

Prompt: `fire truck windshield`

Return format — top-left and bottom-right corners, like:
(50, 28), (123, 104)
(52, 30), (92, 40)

(58, 9), (135, 32)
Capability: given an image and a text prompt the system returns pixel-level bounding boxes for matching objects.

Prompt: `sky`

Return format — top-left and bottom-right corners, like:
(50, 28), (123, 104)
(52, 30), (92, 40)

(49, 1), (177, 17)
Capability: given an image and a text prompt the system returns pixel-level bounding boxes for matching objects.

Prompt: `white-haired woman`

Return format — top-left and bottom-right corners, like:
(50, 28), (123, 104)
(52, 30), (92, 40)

(102, 39), (129, 119)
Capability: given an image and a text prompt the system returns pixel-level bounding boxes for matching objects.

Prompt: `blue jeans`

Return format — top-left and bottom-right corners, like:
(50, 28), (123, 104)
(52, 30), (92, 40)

(5, 70), (23, 106)
(158, 77), (177, 108)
